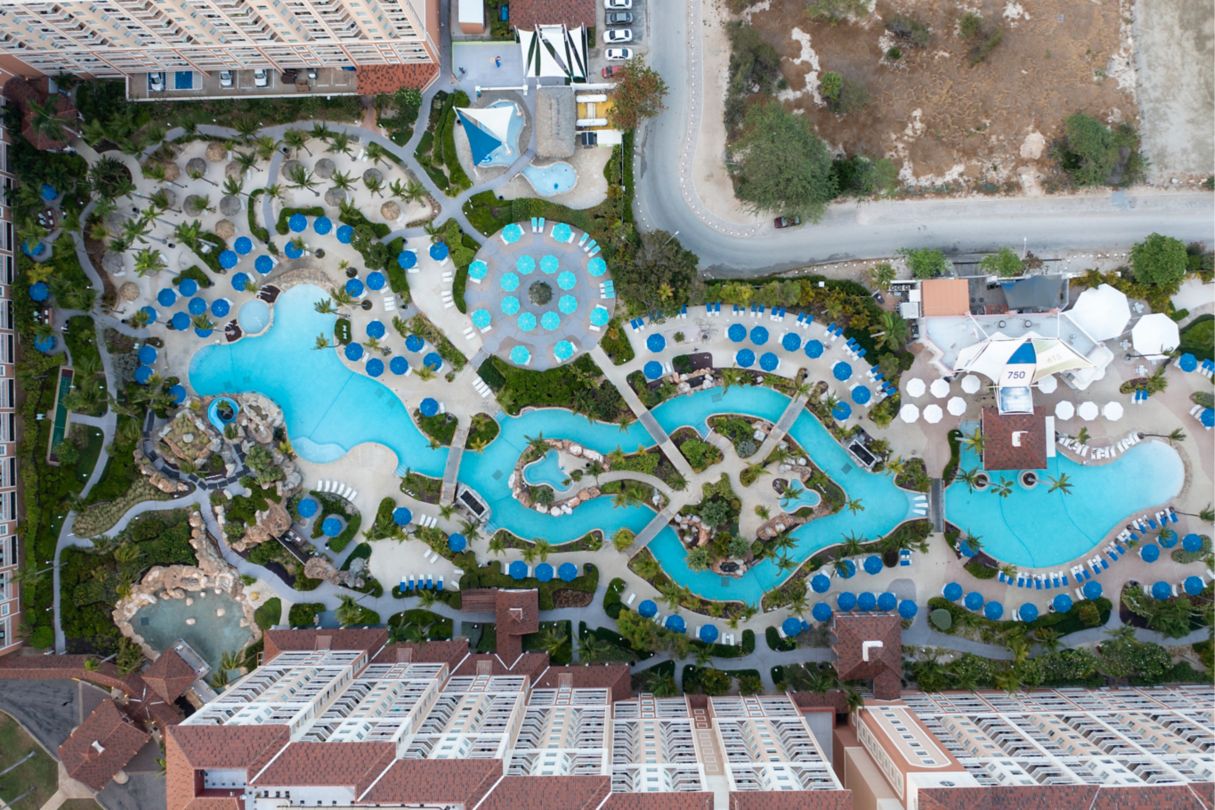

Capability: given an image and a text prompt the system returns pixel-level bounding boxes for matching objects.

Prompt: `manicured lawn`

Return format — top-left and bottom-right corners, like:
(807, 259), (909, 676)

(0, 712), (59, 810)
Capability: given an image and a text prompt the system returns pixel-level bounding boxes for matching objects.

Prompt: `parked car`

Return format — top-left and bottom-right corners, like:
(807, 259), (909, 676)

(773, 215), (802, 229)
(281, 68), (299, 84)
(605, 0), (632, 8)
(306, 67), (319, 81)
(604, 28), (633, 44)
(601, 64), (624, 79)
(604, 47), (634, 61)
(606, 11), (634, 25)
(148, 72), (165, 92)
(218, 70), (233, 88)
(253, 68), (269, 87)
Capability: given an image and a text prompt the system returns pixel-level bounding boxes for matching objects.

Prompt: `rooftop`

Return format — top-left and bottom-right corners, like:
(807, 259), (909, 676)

(143, 646), (202, 704)
(831, 614), (902, 700)
(509, 0), (596, 29)
(58, 699), (151, 791)
(981, 407), (1048, 471)
(921, 279), (971, 317)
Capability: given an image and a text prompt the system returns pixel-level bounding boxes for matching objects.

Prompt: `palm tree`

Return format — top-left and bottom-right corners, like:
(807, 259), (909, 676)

(28, 94), (76, 143)
(957, 467), (981, 492)
(314, 334), (332, 350)
(720, 368), (747, 391)
(174, 218), (203, 247)
(234, 150), (258, 175)
(533, 539), (551, 562)
(331, 170), (355, 191)
(845, 497), (865, 514)
(222, 175), (243, 198)
(122, 217), (150, 246)
(262, 183), (285, 202)
(538, 624), (568, 657)
(254, 135), (278, 161)
(310, 122), (334, 143)
(285, 163), (317, 192)
(234, 118), (259, 142)
(282, 129), (311, 156)
(659, 583), (684, 611)
(839, 532), (866, 558)
(327, 131), (354, 156)
(365, 141), (388, 166)
(192, 314), (216, 332)
(314, 298), (337, 315)
(786, 588), (808, 616)
(885, 455), (907, 479)
(329, 288), (355, 309)
(871, 310), (909, 352)
(133, 247), (166, 277)
(363, 174), (385, 197)
(488, 535), (506, 556)
(990, 478), (1013, 498)
(1143, 427), (1187, 444)
(336, 595), (365, 626)
(869, 261), (896, 291)
(1046, 473), (1073, 495)
(403, 178), (427, 203)
(754, 505), (770, 520)
(963, 428), (984, 455)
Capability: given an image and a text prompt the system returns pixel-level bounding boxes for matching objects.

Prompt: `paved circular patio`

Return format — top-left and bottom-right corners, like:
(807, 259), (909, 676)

(465, 221), (613, 370)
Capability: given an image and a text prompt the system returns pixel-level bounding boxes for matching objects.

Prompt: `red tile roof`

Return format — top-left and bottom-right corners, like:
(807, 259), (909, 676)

(981, 407), (1048, 471)
(370, 639), (469, 668)
(497, 589), (540, 661)
(360, 757), (502, 805)
(729, 790), (854, 810)
(58, 699), (151, 791)
(509, 0), (596, 29)
(477, 775), (610, 810)
(920, 784), (1215, 810)
(166, 725), (291, 810)
(143, 648), (199, 704)
(252, 741), (394, 791)
(831, 614), (902, 700)
(603, 793), (714, 810)
(262, 628), (387, 662)
(356, 63), (440, 95)
(535, 664), (632, 702)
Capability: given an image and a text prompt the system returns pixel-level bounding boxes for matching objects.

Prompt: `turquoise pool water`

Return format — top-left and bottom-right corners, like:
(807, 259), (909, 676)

(238, 298), (270, 333)
(524, 450), (570, 490)
(132, 591), (251, 673)
(522, 162), (577, 197)
(780, 485), (821, 512)
(189, 284), (446, 477)
(944, 441), (1184, 567)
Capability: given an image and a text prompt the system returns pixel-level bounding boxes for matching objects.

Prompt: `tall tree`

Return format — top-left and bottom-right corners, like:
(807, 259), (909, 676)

(730, 101), (837, 221)
(608, 57), (668, 131)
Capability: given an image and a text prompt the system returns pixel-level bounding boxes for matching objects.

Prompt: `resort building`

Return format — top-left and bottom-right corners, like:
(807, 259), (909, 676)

(0, 90), (18, 658)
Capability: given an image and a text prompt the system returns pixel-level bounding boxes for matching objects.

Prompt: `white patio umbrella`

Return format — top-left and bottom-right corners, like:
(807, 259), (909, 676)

(1067, 283), (1131, 341)
(899, 403), (920, 423)
(1103, 401), (1124, 421)
(905, 378), (926, 398)
(1131, 313), (1180, 359)
(947, 396), (967, 416)
(930, 378), (950, 399)
(961, 374), (981, 394)
(1054, 400), (1075, 420)
(923, 404), (943, 424)
(1037, 375), (1058, 394)
(1077, 401), (1099, 421)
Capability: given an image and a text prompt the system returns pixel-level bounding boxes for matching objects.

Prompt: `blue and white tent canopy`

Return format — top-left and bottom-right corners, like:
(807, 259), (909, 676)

(518, 25), (589, 82)
(955, 334), (1093, 386)
(456, 104), (518, 166)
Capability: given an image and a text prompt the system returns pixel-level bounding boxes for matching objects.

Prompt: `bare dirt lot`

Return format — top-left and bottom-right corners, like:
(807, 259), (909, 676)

(745, 0), (1137, 194)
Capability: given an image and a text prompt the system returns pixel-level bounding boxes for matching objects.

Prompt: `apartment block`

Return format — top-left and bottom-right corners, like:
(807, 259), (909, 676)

(0, 91), (19, 657)
(0, 0), (438, 78)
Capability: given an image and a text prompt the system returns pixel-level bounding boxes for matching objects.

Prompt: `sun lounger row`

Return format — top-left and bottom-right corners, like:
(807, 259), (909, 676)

(472, 376), (493, 399)
(422, 548), (442, 563)
(1120, 507), (1179, 541)
(1000, 570), (1072, 589)
(911, 493), (928, 518)
(382, 292), (397, 312)
(1191, 404), (1213, 430)
(317, 480), (359, 502)
(399, 574), (444, 592)
(600, 280), (615, 299)
(704, 302), (723, 315)
(1057, 431), (1141, 460)
(530, 216), (546, 233)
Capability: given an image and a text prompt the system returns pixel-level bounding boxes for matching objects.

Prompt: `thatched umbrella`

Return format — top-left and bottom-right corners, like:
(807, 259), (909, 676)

(162, 161), (181, 182)
(158, 188), (178, 209)
(102, 253), (124, 275)
(104, 211), (128, 232)
(225, 161), (243, 180)
(282, 159), (303, 177)
(380, 200), (401, 221)
(205, 141), (228, 162)
(219, 195), (242, 216)
(214, 219), (236, 240)
(362, 167), (383, 185)
(184, 195), (208, 216)
(324, 187), (347, 207)
(314, 158), (335, 179)
(118, 282), (139, 303)
(185, 157), (207, 178)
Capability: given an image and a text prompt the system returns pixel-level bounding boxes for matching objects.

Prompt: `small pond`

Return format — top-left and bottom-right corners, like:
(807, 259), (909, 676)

(132, 591), (252, 673)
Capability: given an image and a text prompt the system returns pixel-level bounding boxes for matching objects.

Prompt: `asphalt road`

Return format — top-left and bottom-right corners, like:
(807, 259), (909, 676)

(635, 0), (1215, 275)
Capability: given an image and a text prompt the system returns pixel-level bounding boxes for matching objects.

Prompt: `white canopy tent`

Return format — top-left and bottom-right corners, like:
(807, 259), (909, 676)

(905, 378), (926, 398)
(1066, 284), (1131, 342)
(947, 396), (967, 416)
(1103, 401), (1124, 421)
(923, 404), (943, 424)
(930, 378), (950, 398)
(1054, 401), (1075, 420)
(955, 333), (1094, 385)
(455, 104), (517, 164)
(1077, 401), (1099, 421)
(899, 403), (920, 423)
(1131, 313), (1181, 359)
(518, 25), (589, 82)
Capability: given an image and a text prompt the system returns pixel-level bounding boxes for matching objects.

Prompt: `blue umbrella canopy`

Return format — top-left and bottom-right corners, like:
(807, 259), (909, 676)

(1159, 530), (1178, 548)
(188, 296), (207, 315)
(665, 615), (686, 633)
(138, 344), (158, 365)
(857, 592), (876, 611)
(1204, 408), (1214, 428)
(288, 213), (307, 232)
(1140, 544), (1160, 562)
(644, 361), (663, 380)
(168, 384), (187, 404)
(234, 235), (253, 254)
(964, 591), (984, 611)
(699, 624), (719, 643)
(392, 507), (412, 526)
(367, 320), (386, 339)
(832, 401), (852, 421)
(344, 343), (364, 361)
(727, 323), (746, 342)
(1179, 352), (1197, 371)
(1019, 602), (1039, 622)
(297, 497), (319, 518)
(284, 241), (303, 259)
(587, 256), (607, 277)
(232, 272), (251, 290)
(423, 352), (442, 370)
(157, 288), (177, 307)
(313, 216), (332, 235)
(759, 352), (778, 371)
(1183, 533), (1204, 553)
(781, 332), (801, 351)
(647, 334), (666, 353)
(558, 562), (578, 582)
(812, 602), (833, 622)
(211, 298), (231, 318)
(1151, 580), (1172, 600)
(863, 555), (882, 575)
(389, 356), (409, 375)
(169, 312), (190, 331)
(177, 277), (199, 296)
(218, 249), (238, 269)
(345, 278), (364, 297)
(540, 254), (560, 274)
(837, 592), (857, 611)
(782, 616), (803, 636)
(735, 348), (755, 368)
(32, 336), (57, 353)
(509, 560), (528, 580)
(541, 311), (561, 331)
(397, 250), (417, 269)
(1053, 593), (1073, 612)
(898, 600), (918, 619)
(321, 516), (342, 536)
(533, 562), (554, 582)
(811, 574), (831, 593)
(448, 533), (467, 553)
(877, 592), (897, 612)
(419, 397), (439, 417)
(750, 326), (768, 345)
(1082, 580), (1102, 600)
(134, 365), (153, 384)
(1184, 576), (1204, 596)
(366, 271), (385, 291)
(365, 358), (384, 377)
(26, 281), (49, 302)
(984, 601), (1004, 620)
(429, 242), (449, 261)
(804, 339), (824, 358)
(405, 334), (424, 352)
(838, 559), (856, 578)
(509, 345), (531, 366)
(255, 255), (274, 274)
(638, 599), (657, 618)
(833, 361), (852, 381)
(338, 224), (355, 243)
(943, 582), (963, 601)
(852, 386), (871, 405)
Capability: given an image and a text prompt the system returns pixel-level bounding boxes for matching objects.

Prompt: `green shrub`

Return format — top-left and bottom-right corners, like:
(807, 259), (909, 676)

(289, 602), (325, 628)
(254, 598), (282, 631)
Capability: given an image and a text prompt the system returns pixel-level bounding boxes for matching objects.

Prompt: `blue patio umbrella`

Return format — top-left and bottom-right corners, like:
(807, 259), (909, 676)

(169, 312), (190, 331)
(750, 325), (769, 345)
(509, 345), (531, 365)
(984, 601), (1004, 620)
(500, 271), (520, 292)
(321, 516), (342, 536)
(211, 298), (230, 318)
(804, 339), (824, 359)
(423, 352), (442, 370)
(472, 309), (492, 329)
(284, 241), (303, 259)
(727, 323), (746, 342)
(1019, 602), (1039, 622)
(1159, 529), (1177, 548)
(429, 242), (449, 261)
(33, 336), (56, 354)
(367, 320), (386, 339)
(781, 332), (801, 352)
(157, 288), (177, 307)
(1183, 533), (1203, 553)
(877, 592), (897, 612)
(665, 615), (686, 633)
(366, 271), (385, 291)
(833, 361), (852, 381)
(390, 356), (409, 375)
(959, 539), (977, 557)
(502, 223), (523, 243)
(832, 401), (852, 421)
(336, 224), (353, 244)
(558, 295), (578, 315)
(194, 325), (214, 338)
(837, 592), (857, 611)
(1053, 593), (1073, 613)
(852, 386), (871, 405)
(647, 334), (666, 353)
(812, 602), (833, 622)
(898, 600), (918, 619)
(419, 397), (439, 417)
(516, 254), (536, 274)
(759, 352), (778, 372)
(552, 223), (573, 242)
(534, 562), (554, 582)
(944, 582), (963, 601)
(811, 574), (831, 593)
(469, 260), (488, 281)
(590, 306), (610, 327)
(502, 296), (521, 316)
(540, 254), (560, 274)
(365, 358), (384, 377)
(863, 555), (882, 575)
(857, 592), (877, 611)
(964, 591), (984, 611)
(1140, 543), (1160, 562)
(541, 311), (561, 331)
(1082, 580), (1102, 600)
(509, 560), (528, 580)
(177, 277), (198, 296)
(344, 343), (364, 361)
(557, 270), (577, 290)
(644, 361), (663, 380)
(218, 249), (238, 269)
(1204, 408), (1215, 428)
(39, 183), (57, 201)
(392, 506), (413, 526)
(558, 562), (578, 582)
(516, 311), (536, 332)
(735, 348), (755, 368)
(782, 616), (803, 636)
(255, 255), (274, 274)
(168, 384), (187, 404)
(188, 296), (207, 315)
(288, 213), (307, 232)
(1179, 353), (1198, 372)
(138, 344), (158, 365)
(345, 278), (364, 297)
(233, 236), (253, 254)
(1151, 580), (1173, 600)
(1184, 576), (1204, 596)
(838, 559), (856, 578)
(232, 272), (250, 290)
(313, 216), (332, 235)
(587, 256), (607, 276)
(447, 533), (467, 553)
(297, 497), (319, 518)
(397, 250), (417, 270)
(554, 340), (575, 361)
(699, 624), (719, 643)
(638, 599), (657, 618)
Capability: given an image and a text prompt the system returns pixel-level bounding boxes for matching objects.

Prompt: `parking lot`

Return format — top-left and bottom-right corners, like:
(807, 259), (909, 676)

(593, 0), (648, 77)
(128, 66), (358, 101)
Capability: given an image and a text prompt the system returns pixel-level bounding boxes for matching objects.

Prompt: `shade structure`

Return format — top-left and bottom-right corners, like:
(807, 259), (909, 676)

(905, 378), (926, 398)
(210, 298), (230, 318)
(1184, 576), (1205, 596)
(429, 242), (449, 262)
(811, 574), (831, 593)
(541, 311), (561, 331)
(1102, 401), (1124, 421)
(644, 361), (663, 380)
(134, 365), (153, 384)
(448, 533), (467, 553)
(759, 352), (779, 372)
(515, 255), (536, 275)
(502, 223), (523, 243)
(313, 216), (332, 235)
(898, 600), (918, 619)
(534, 562), (553, 582)
(750, 326), (769, 345)
(336, 224), (354, 244)
(647, 333), (666, 353)
(832, 361), (852, 381)
(852, 386), (872, 405)
(255, 255), (274, 274)
(983, 601), (1004, 620)
(423, 352), (442, 370)
(946, 396), (966, 416)
(736, 348), (755, 368)
(1179, 353), (1198, 372)
(169, 312), (190, 330)
(168, 384), (187, 404)
(943, 582), (963, 601)
(297, 496), (319, 518)
(782, 616), (803, 637)
(863, 555), (882, 575)
(1183, 533), (1204, 553)
(472, 309), (492, 330)
(218, 249), (238, 269)
(157, 288), (177, 307)
(804, 339), (824, 359)
(397, 250), (417, 270)
(1151, 580), (1173, 600)
(233, 235), (253, 254)
(1054, 400), (1075, 420)
(557, 270), (577, 290)
(832, 401), (852, 421)
(1131, 313), (1180, 358)
(510, 345), (532, 365)
(456, 105), (515, 164)
(591, 306), (610, 327)
(959, 539), (977, 557)
(419, 397), (439, 417)
(930, 378), (950, 398)
(392, 506), (413, 526)
(781, 332), (801, 352)
(33, 335), (56, 353)
(727, 323), (746, 342)
(1140, 543), (1160, 562)
(177, 277), (198, 296)
(232, 272), (251, 290)
(877, 592), (897, 612)
(960, 374), (981, 394)
(587, 256), (607, 277)
(638, 599), (657, 618)
(553, 340), (575, 361)
(552, 222), (573, 242)
(1067, 283), (1130, 341)
(1076, 401), (1098, 421)
(1037, 375), (1058, 394)
(195, 326), (214, 338)
(1018, 602), (1039, 622)
(502, 297), (522, 317)
(285, 240), (306, 259)
(812, 602), (833, 622)
(187, 296), (207, 316)
(964, 591), (984, 611)
(344, 343), (364, 361)
(857, 592), (877, 612)
(1204, 409), (1215, 428)
(288, 213), (307, 232)
(138, 344), (158, 365)
(509, 560), (528, 580)
(558, 562), (578, 581)
(540, 254), (559, 274)
(955, 335), (1093, 384)
(366, 271), (386, 291)
(1053, 593), (1073, 612)
(515, 311), (535, 331)
(390, 356), (410, 375)
(321, 516), (342, 537)
(665, 615), (686, 633)
(28, 281), (50, 302)
(366, 320), (386, 340)
(922, 404), (943, 424)
(1082, 580), (1102, 600)
(838, 559), (856, 578)
(469, 260), (488, 281)
(837, 592), (857, 611)
(899, 403), (920, 423)
(1159, 529), (1177, 548)
(499, 271), (520, 292)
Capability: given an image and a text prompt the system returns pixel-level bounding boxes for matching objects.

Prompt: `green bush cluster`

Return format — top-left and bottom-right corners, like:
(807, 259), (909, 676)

(254, 598), (282, 631)
(478, 355), (627, 422)
(414, 91), (472, 193)
(288, 602), (325, 628)
(600, 319), (635, 365)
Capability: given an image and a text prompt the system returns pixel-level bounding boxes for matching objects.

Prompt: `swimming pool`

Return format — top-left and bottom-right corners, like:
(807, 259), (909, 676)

(523, 450), (571, 490)
(189, 284), (446, 477)
(521, 162), (577, 197)
(132, 591), (251, 672)
(943, 441), (1184, 568)
(780, 485), (821, 512)
(238, 298), (270, 334)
